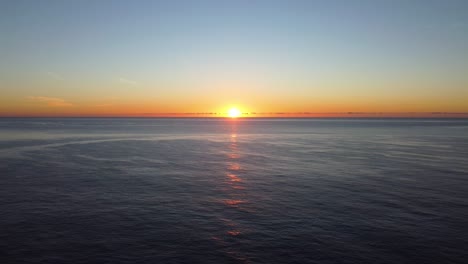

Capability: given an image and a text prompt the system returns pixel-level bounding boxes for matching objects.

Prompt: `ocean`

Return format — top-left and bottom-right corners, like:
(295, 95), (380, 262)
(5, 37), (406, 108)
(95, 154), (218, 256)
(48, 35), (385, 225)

(1, 118), (467, 263)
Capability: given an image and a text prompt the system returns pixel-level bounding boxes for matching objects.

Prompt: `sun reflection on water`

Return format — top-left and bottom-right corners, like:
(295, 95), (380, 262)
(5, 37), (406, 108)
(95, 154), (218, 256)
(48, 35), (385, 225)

(208, 121), (253, 263)
(223, 130), (248, 239)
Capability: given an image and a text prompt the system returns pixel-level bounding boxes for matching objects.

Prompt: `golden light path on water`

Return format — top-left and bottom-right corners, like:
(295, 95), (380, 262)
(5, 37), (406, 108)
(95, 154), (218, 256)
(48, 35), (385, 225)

(210, 119), (250, 263)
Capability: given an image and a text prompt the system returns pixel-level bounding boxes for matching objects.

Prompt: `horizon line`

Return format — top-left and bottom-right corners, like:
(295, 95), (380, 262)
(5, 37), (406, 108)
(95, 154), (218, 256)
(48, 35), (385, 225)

(1, 112), (468, 118)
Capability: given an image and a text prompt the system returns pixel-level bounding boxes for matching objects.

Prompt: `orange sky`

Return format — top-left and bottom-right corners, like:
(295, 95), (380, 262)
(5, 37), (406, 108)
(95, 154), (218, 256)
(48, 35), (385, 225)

(1, 93), (468, 117)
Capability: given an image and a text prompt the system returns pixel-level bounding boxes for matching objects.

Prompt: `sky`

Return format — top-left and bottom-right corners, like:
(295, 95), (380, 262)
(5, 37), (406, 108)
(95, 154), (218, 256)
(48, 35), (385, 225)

(1, 0), (467, 117)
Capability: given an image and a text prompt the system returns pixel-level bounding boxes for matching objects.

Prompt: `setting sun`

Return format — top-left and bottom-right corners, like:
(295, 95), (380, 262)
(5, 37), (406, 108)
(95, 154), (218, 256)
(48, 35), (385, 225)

(228, 108), (241, 118)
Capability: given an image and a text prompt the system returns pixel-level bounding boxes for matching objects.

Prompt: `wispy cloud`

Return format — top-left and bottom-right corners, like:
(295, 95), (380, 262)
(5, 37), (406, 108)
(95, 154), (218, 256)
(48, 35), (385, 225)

(28, 96), (73, 107)
(95, 103), (114, 107)
(46, 71), (63, 80)
(119, 77), (138, 86)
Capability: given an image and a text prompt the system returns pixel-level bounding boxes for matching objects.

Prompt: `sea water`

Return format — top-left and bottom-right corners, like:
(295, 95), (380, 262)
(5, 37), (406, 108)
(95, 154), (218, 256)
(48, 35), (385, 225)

(1, 118), (467, 263)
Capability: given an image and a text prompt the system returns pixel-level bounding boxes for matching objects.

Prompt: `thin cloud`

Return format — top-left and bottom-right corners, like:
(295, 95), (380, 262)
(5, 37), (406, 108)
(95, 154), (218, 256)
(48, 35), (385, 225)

(119, 77), (138, 86)
(95, 103), (113, 107)
(46, 71), (63, 80)
(28, 96), (73, 107)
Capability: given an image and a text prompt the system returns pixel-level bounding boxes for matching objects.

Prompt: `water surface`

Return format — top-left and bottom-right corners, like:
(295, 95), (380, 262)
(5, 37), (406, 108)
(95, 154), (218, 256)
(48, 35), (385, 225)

(1, 118), (467, 263)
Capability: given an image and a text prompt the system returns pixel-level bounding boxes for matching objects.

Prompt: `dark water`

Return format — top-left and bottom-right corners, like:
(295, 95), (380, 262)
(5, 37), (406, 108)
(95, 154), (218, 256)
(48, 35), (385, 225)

(1, 118), (467, 264)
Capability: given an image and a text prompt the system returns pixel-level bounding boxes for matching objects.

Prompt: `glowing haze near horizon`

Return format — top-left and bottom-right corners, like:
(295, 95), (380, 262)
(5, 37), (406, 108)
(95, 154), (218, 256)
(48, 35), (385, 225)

(1, 0), (467, 117)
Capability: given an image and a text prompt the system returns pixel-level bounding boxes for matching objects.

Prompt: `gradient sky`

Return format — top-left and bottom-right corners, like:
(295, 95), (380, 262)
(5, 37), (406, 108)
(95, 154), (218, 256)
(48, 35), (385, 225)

(1, 0), (467, 116)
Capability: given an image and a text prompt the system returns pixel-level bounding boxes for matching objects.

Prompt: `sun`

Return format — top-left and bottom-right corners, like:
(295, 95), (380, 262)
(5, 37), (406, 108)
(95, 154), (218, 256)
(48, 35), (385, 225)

(228, 108), (241, 118)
